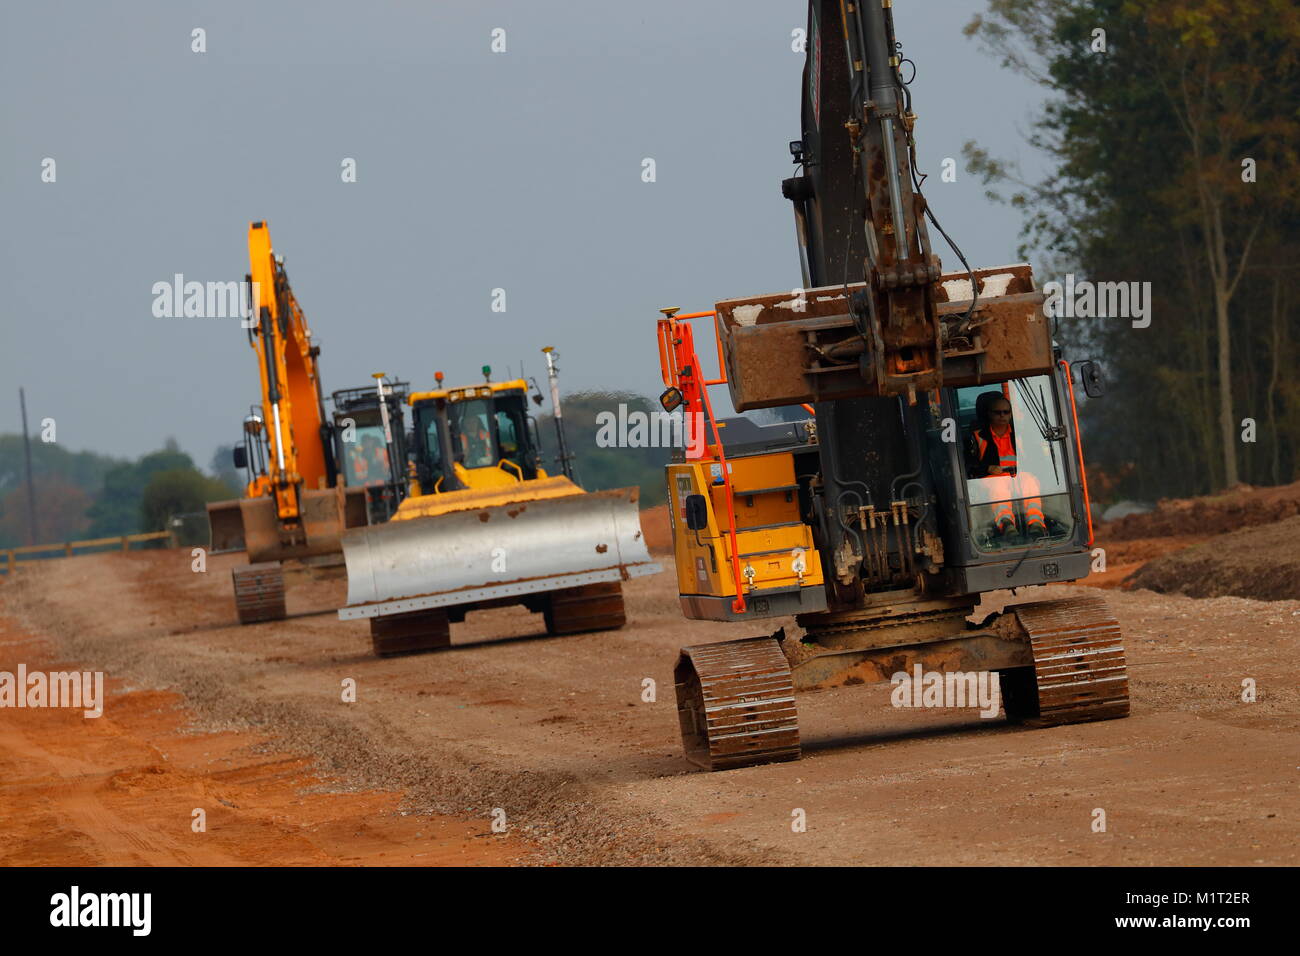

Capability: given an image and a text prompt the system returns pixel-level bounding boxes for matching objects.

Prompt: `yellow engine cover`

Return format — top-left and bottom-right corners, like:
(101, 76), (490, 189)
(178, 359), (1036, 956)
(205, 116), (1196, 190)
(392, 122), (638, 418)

(666, 450), (825, 621)
(393, 474), (583, 522)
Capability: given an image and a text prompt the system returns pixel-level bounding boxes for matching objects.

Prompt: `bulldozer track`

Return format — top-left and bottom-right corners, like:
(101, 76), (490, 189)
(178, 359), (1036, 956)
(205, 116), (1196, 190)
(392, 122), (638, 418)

(1006, 595), (1130, 725)
(674, 637), (800, 771)
(544, 581), (626, 636)
(232, 562), (286, 625)
(369, 608), (451, 657)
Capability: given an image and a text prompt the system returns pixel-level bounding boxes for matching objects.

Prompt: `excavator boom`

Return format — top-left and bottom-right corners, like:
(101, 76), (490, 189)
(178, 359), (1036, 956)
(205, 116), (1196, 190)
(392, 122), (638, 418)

(245, 220), (331, 517)
(207, 221), (370, 624)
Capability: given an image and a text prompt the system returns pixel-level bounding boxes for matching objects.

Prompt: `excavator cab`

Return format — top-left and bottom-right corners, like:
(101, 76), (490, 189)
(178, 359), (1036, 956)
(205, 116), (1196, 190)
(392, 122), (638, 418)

(330, 380), (410, 524)
(949, 370), (1080, 554)
(926, 358), (1095, 593)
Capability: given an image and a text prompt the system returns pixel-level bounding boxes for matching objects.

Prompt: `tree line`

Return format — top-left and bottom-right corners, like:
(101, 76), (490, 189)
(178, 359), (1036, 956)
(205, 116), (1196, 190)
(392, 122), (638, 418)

(0, 389), (672, 552)
(965, 0), (1299, 499)
(0, 436), (236, 549)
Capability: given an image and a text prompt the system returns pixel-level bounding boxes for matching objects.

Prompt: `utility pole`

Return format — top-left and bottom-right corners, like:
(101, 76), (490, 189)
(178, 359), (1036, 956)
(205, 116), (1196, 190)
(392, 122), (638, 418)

(541, 347), (577, 483)
(19, 388), (38, 545)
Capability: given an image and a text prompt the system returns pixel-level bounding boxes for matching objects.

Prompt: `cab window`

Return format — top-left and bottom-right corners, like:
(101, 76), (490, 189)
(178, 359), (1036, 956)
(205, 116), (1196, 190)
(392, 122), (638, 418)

(493, 395), (533, 477)
(953, 375), (1074, 553)
(341, 424), (390, 486)
(411, 402), (446, 489)
(452, 399), (495, 468)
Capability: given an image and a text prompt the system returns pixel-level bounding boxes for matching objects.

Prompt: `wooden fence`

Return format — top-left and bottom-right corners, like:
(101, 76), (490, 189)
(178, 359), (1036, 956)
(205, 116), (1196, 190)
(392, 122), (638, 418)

(3, 530), (175, 575)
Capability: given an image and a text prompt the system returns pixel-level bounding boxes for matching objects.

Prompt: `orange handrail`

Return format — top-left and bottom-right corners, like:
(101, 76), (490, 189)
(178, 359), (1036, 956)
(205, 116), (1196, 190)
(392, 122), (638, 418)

(1059, 359), (1095, 547)
(698, 374), (746, 613)
(657, 309), (747, 612)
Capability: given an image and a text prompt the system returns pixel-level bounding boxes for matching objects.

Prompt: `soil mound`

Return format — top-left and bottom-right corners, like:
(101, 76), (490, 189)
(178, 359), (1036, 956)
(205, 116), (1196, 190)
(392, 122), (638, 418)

(640, 504), (674, 554)
(1125, 513), (1300, 600)
(1103, 481), (1300, 541)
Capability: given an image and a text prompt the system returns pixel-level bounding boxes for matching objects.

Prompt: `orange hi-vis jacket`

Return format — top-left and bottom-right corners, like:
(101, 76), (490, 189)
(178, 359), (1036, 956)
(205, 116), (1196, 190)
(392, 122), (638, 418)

(973, 425), (1046, 531)
(973, 425), (1018, 475)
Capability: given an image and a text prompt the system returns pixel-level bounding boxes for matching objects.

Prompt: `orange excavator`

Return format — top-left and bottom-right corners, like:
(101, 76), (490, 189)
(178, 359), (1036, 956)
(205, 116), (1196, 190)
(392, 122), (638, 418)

(206, 221), (372, 623)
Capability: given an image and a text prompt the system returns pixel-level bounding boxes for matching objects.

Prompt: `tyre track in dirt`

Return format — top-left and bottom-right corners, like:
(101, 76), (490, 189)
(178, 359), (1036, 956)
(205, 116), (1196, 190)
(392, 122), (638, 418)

(3, 547), (1298, 866)
(0, 620), (531, 866)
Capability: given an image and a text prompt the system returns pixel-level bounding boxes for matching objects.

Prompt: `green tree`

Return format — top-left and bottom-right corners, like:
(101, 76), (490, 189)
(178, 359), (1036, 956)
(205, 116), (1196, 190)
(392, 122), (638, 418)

(0, 434), (121, 499)
(0, 480), (91, 547)
(533, 391), (671, 506)
(139, 468), (234, 533)
(965, 0), (1300, 496)
(86, 440), (196, 536)
(208, 444), (244, 497)
(0, 435), (123, 547)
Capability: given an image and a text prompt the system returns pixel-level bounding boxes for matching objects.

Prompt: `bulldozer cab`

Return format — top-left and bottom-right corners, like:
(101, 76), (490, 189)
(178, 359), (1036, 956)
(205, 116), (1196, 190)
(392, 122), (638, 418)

(411, 381), (544, 493)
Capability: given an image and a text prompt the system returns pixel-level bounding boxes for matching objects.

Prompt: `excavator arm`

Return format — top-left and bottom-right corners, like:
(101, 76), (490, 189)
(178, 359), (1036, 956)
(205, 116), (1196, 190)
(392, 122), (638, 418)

(784, 0), (944, 397)
(208, 222), (370, 623)
(245, 220), (332, 522)
(721, 1), (1050, 414)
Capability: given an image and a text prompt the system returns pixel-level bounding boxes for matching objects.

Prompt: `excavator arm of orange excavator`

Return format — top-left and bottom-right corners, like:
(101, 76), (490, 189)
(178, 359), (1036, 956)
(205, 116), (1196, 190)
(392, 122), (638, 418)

(245, 220), (332, 521)
(207, 222), (363, 569)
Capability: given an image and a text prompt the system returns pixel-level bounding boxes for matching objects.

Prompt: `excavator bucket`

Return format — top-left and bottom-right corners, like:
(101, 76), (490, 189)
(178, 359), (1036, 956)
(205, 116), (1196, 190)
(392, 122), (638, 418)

(337, 485), (660, 621)
(206, 498), (247, 553)
(206, 488), (371, 563)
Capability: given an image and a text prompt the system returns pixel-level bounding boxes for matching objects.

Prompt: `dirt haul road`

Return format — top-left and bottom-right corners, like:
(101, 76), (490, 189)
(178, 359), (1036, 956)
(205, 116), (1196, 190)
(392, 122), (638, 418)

(2, 546), (1297, 866)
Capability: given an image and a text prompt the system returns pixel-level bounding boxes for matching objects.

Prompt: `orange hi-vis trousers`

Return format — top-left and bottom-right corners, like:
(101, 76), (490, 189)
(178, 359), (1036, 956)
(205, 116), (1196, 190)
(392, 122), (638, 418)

(981, 471), (1046, 532)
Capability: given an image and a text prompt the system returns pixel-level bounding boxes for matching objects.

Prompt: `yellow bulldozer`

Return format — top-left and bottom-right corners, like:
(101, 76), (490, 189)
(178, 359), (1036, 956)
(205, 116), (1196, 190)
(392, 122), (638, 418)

(337, 354), (660, 656)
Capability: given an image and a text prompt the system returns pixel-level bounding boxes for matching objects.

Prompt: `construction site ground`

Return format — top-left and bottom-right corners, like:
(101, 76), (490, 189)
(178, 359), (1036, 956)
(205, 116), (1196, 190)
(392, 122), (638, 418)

(1, 494), (1296, 866)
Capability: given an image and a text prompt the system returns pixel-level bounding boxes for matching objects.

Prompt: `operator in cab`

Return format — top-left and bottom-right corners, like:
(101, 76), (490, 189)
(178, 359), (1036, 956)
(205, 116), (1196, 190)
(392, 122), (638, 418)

(353, 432), (390, 486)
(460, 412), (492, 467)
(967, 391), (1046, 537)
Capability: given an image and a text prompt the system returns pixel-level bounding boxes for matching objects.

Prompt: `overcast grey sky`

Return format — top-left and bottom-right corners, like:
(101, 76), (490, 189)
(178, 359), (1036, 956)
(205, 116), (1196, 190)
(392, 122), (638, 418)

(1, 0), (1047, 466)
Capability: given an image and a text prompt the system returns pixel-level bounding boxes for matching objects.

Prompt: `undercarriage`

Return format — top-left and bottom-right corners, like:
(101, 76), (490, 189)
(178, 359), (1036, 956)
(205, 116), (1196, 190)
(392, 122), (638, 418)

(675, 591), (1129, 770)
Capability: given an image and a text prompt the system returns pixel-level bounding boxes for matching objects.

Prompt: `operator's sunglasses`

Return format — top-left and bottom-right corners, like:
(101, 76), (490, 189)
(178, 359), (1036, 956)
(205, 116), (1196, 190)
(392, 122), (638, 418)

(991, 407), (1012, 415)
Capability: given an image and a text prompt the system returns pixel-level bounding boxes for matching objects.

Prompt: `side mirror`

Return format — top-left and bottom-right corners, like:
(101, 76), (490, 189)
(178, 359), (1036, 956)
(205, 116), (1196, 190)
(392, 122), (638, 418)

(1077, 360), (1105, 398)
(660, 387), (684, 413)
(684, 493), (709, 531)
(232, 445), (248, 469)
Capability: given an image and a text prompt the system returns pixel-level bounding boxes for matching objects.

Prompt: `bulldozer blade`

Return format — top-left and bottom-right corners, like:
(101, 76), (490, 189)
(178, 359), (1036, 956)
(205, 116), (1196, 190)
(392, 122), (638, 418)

(337, 486), (660, 620)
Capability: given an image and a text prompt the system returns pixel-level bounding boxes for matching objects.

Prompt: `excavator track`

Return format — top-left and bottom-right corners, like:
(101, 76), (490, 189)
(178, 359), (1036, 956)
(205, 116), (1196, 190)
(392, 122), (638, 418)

(1004, 595), (1130, 725)
(544, 582), (626, 636)
(232, 562), (286, 625)
(369, 608), (451, 657)
(674, 636), (800, 771)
